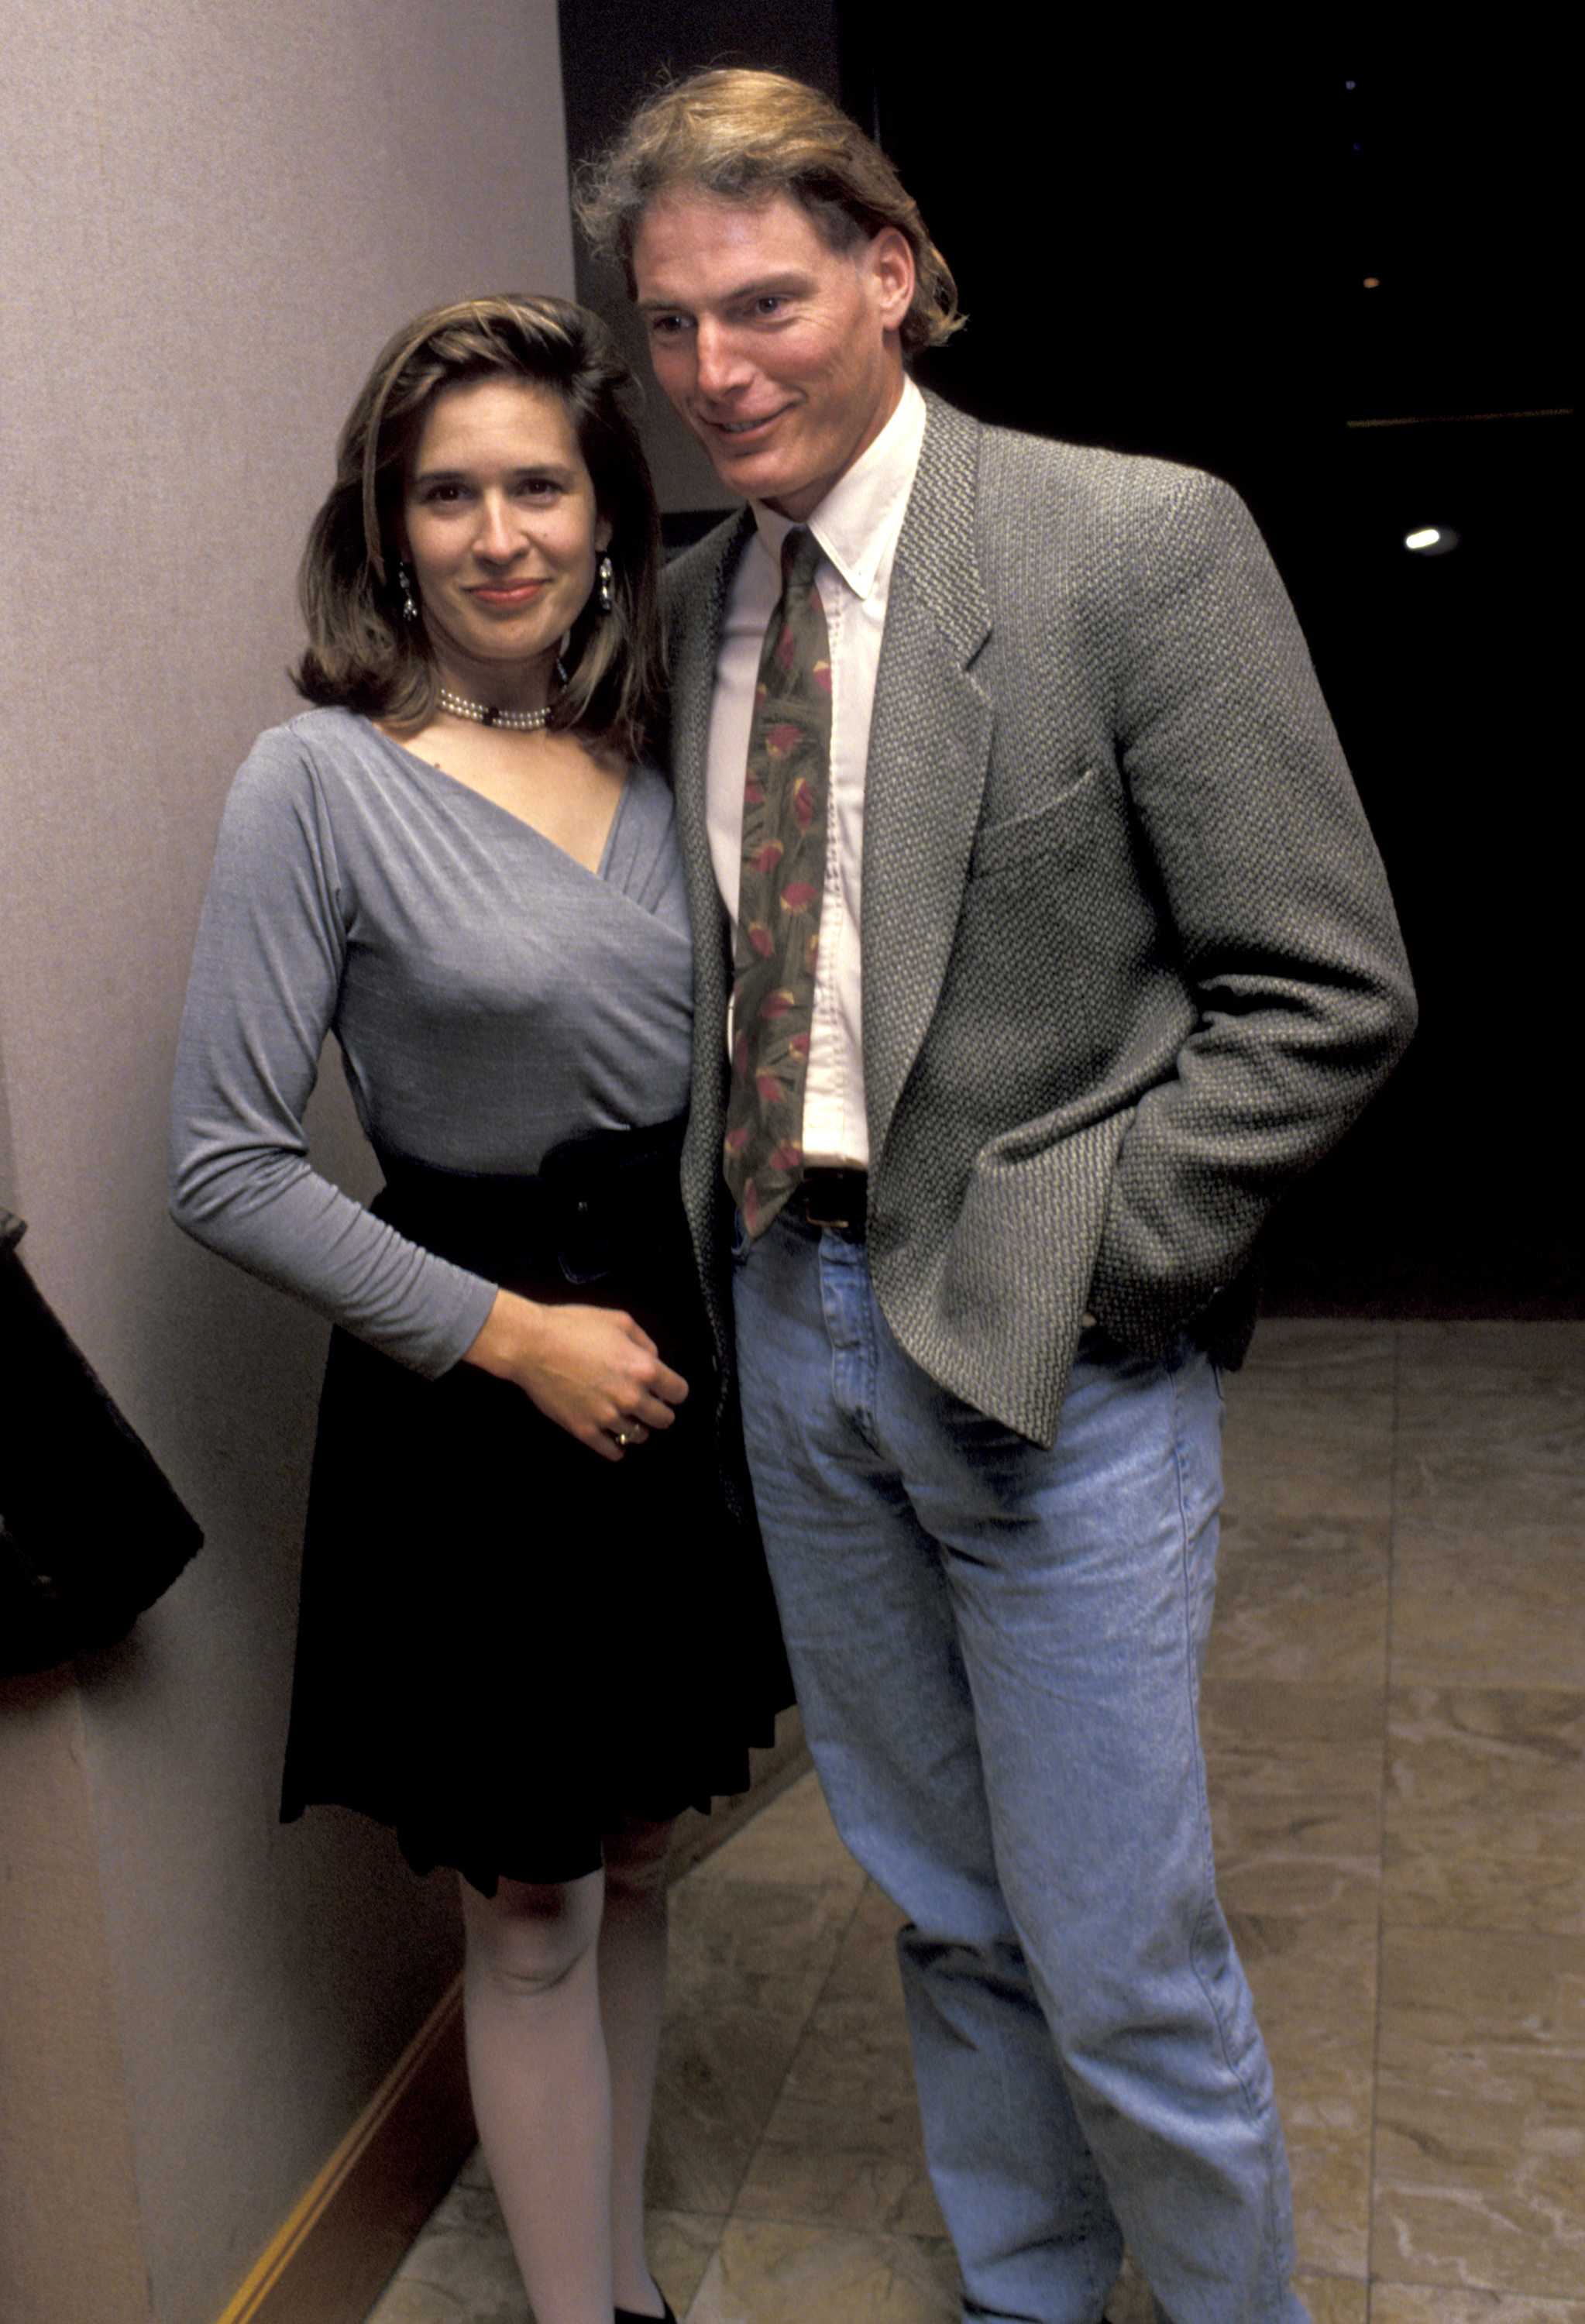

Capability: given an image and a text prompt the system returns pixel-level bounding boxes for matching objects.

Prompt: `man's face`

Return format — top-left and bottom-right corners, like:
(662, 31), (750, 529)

(631, 187), (915, 521)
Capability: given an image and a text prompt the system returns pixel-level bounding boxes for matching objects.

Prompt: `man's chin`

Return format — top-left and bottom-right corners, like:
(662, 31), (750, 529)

(702, 442), (781, 495)
(686, 423), (791, 501)
(703, 454), (824, 520)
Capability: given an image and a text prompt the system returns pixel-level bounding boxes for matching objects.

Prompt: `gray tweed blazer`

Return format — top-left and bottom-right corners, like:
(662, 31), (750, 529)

(665, 393), (1416, 1448)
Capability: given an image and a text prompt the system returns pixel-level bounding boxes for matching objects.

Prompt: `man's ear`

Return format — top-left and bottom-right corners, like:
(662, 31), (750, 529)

(869, 228), (916, 335)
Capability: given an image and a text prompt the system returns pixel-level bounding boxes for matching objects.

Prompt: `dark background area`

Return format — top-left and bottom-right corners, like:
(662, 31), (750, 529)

(559, 6), (1578, 1315)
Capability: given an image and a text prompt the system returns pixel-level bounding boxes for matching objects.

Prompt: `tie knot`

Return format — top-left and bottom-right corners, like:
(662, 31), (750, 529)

(781, 526), (822, 596)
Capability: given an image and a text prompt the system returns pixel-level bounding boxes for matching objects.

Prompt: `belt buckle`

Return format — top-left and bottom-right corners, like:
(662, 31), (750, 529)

(800, 1171), (864, 1234)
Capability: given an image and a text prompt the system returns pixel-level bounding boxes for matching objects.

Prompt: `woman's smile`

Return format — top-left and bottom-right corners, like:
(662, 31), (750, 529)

(468, 576), (551, 608)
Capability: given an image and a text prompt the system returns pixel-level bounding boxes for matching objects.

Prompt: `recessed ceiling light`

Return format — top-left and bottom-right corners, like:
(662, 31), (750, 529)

(1404, 526), (1460, 555)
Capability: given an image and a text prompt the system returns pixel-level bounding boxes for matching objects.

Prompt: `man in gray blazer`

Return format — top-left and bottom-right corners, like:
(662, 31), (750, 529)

(582, 68), (1415, 2324)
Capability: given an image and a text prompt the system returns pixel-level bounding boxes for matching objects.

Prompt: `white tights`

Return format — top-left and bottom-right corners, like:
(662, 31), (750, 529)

(459, 1817), (672, 2324)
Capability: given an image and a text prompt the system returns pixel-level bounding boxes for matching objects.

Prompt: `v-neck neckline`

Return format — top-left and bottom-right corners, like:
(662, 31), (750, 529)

(368, 720), (629, 881)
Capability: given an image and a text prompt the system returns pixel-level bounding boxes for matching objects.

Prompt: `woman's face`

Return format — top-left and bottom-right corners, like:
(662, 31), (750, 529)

(401, 376), (611, 699)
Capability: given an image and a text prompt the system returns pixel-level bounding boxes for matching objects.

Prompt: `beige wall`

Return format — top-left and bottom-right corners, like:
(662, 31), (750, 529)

(0, 5), (573, 2318)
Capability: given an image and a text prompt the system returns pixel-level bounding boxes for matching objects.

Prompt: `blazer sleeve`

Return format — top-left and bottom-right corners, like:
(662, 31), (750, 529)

(1084, 469), (1416, 1349)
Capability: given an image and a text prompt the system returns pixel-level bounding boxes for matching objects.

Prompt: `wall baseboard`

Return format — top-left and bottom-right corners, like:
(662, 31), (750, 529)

(214, 1709), (809, 2324)
(213, 1977), (473, 2324)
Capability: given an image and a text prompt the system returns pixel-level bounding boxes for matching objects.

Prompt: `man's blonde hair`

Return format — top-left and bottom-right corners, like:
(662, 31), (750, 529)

(576, 69), (963, 359)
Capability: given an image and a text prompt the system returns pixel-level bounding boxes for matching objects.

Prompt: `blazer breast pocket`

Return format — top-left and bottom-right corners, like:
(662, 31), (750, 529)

(968, 768), (1099, 883)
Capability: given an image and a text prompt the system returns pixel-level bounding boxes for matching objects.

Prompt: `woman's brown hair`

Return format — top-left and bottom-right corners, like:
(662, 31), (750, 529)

(295, 295), (662, 761)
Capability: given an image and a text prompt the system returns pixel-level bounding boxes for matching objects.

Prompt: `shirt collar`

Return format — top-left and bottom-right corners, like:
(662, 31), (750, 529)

(750, 376), (927, 601)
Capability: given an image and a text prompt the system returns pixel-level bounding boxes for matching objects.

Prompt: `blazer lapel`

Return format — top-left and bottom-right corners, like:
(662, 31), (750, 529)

(665, 513), (753, 1250)
(666, 511), (753, 1022)
(863, 397), (994, 1156)
(667, 514), (750, 848)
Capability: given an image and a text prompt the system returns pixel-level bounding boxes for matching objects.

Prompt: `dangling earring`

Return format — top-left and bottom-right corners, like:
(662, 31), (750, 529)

(597, 552), (614, 616)
(396, 557), (420, 624)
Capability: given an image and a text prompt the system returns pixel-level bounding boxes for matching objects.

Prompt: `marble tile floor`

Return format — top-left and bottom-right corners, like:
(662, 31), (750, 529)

(364, 1320), (1584, 2323)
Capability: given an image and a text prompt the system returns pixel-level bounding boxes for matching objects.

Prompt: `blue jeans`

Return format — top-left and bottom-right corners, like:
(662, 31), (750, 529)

(733, 1212), (1307, 2324)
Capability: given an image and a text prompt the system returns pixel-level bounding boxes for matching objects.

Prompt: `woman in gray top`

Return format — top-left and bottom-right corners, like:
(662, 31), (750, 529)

(170, 296), (787, 2324)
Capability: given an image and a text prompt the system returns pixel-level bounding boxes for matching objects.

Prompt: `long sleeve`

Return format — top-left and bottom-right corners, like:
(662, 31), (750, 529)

(170, 729), (497, 1375)
(1084, 467), (1417, 1345)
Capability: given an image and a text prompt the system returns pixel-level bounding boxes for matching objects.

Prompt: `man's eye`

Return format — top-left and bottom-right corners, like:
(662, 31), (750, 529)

(755, 296), (786, 316)
(649, 314), (689, 339)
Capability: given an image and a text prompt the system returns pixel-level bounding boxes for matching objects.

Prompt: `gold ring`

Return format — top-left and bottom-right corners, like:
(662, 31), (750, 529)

(615, 1430), (631, 1448)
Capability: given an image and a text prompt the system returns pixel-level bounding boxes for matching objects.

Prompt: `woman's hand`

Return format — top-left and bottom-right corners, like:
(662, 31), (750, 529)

(462, 1287), (688, 1461)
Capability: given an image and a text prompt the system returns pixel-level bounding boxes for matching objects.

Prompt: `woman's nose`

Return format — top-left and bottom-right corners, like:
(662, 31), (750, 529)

(474, 493), (518, 561)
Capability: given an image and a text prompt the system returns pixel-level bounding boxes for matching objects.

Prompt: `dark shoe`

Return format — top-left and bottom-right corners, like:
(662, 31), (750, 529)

(614, 2298), (676, 2324)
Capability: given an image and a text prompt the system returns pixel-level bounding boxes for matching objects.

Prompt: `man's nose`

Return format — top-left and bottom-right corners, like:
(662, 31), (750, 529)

(693, 319), (748, 397)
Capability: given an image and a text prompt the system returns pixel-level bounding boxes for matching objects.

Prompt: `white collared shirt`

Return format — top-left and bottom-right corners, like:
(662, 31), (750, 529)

(705, 376), (927, 1169)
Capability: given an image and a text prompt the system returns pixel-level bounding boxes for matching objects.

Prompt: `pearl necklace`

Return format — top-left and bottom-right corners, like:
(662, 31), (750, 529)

(436, 687), (550, 731)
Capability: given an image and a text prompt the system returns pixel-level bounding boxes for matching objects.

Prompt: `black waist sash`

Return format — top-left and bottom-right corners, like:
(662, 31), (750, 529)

(373, 1114), (691, 1295)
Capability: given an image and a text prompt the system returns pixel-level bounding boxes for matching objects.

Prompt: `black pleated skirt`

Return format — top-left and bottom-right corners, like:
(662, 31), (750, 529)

(280, 1117), (791, 1894)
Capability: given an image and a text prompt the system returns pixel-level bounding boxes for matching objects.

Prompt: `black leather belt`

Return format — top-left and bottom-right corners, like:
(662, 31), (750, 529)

(788, 1168), (868, 1236)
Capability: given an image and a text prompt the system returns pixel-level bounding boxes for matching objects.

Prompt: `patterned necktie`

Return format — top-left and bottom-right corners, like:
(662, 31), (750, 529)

(723, 527), (832, 1237)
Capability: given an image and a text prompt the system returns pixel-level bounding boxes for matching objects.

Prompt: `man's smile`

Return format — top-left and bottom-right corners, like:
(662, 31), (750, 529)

(701, 406), (793, 440)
